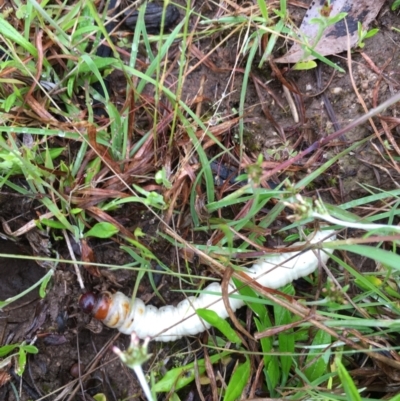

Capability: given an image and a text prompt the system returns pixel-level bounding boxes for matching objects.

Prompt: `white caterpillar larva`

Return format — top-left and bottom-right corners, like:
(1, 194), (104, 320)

(80, 229), (336, 341)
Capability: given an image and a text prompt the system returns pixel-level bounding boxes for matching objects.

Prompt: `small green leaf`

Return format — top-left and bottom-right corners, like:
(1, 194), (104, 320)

(196, 309), (242, 344)
(39, 271), (53, 298)
(79, 55), (116, 74)
(4, 92), (17, 112)
(224, 357), (250, 401)
(293, 60), (317, 70)
(336, 357), (362, 401)
(326, 12), (347, 25)
(365, 28), (379, 39)
(36, 147), (65, 163)
(15, 4), (28, 19)
(134, 227), (145, 237)
(67, 76), (75, 98)
(392, 0), (400, 10)
(17, 349), (27, 376)
(155, 168), (172, 189)
(0, 345), (18, 357)
(93, 394), (107, 401)
(153, 352), (230, 392)
(21, 345), (38, 354)
(84, 157), (102, 184)
(39, 218), (67, 229)
(84, 222), (119, 238)
(41, 197), (74, 232)
(169, 393), (181, 401)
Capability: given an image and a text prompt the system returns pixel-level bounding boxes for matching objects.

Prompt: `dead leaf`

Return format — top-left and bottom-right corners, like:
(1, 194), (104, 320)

(0, 370), (11, 388)
(81, 239), (101, 277)
(275, 0), (385, 63)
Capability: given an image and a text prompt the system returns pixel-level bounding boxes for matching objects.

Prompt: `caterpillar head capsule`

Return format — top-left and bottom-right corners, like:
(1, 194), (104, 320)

(79, 292), (96, 314)
(79, 292), (112, 320)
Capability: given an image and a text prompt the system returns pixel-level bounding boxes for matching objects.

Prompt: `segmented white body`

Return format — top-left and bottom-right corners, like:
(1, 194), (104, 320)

(98, 229), (336, 341)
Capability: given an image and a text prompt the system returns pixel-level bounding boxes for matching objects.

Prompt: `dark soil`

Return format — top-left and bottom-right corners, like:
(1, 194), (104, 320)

(1, 1), (399, 400)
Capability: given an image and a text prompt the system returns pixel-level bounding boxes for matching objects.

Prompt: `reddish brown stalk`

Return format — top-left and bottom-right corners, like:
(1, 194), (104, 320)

(222, 267), (252, 344)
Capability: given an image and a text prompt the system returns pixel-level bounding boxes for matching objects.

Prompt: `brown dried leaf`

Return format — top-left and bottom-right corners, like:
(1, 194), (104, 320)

(100, 269), (123, 288)
(0, 370), (11, 388)
(81, 239), (101, 277)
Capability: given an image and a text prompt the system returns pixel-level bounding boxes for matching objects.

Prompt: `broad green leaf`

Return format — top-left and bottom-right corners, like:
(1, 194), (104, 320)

(233, 277), (266, 319)
(254, 317), (273, 366)
(224, 357), (250, 401)
(304, 330), (331, 381)
(265, 356), (280, 395)
(84, 222), (119, 239)
(196, 309), (241, 344)
(278, 328), (294, 386)
(254, 316), (280, 393)
(274, 299), (295, 386)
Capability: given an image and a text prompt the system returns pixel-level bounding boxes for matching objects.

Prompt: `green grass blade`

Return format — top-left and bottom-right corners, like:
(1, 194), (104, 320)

(334, 244), (400, 272)
(0, 16), (38, 57)
(335, 357), (362, 401)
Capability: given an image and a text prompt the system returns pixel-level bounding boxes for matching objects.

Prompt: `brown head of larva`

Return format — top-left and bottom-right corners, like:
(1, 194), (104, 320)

(79, 292), (112, 321)
(79, 292), (97, 314)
